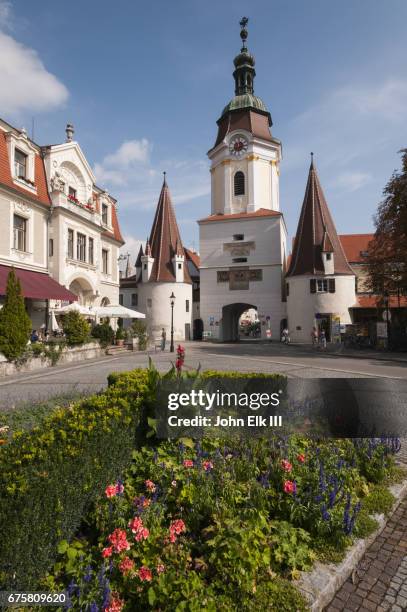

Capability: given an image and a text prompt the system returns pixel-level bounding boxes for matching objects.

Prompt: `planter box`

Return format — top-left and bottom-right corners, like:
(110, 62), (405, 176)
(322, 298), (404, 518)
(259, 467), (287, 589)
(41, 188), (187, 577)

(0, 342), (104, 378)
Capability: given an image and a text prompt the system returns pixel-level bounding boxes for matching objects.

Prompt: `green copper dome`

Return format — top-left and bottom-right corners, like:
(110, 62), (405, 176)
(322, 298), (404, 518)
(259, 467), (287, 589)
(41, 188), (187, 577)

(221, 93), (269, 117)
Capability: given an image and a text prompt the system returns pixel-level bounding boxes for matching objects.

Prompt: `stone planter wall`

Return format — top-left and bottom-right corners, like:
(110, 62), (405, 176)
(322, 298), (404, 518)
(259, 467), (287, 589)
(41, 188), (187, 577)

(0, 342), (104, 378)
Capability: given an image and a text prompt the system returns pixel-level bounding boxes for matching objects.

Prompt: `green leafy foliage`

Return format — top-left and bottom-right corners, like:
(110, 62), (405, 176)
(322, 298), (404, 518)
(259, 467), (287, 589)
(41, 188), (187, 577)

(91, 321), (115, 347)
(0, 365), (400, 610)
(131, 319), (148, 350)
(0, 369), (149, 589)
(62, 310), (90, 345)
(0, 268), (32, 361)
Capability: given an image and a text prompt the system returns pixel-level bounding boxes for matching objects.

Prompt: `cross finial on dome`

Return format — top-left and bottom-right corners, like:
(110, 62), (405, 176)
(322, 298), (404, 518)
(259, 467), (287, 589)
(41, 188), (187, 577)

(239, 16), (249, 50)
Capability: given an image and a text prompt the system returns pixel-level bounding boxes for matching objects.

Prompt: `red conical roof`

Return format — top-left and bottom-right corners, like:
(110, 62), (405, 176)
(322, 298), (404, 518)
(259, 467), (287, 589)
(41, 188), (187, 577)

(147, 177), (191, 283)
(287, 158), (354, 277)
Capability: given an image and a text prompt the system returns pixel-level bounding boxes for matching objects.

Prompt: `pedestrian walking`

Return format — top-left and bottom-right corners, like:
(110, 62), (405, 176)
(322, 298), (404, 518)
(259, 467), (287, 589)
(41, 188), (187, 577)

(320, 329), (327, 350)
(161, 327), (166, 351)
(311, 326), (318, 347)
(281, 327), (290, 344)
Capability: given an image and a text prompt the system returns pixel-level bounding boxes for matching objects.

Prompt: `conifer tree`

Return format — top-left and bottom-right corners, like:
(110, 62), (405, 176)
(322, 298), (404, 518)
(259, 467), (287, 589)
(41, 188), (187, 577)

(0, 268), (32, 361)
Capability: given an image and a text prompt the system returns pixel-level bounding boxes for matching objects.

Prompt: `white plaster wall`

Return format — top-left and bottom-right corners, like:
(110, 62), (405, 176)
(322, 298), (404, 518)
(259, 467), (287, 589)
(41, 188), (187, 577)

(286, 275), (356, 343)
(0, 193), (10, 257)
(49, 211), (119, 306)
(199, 216), (287, 341)
(0, 190), (48, 273)
(208, 129), (282, 215)
(121, 282), (192, 342)
(200, 266), (286, 341)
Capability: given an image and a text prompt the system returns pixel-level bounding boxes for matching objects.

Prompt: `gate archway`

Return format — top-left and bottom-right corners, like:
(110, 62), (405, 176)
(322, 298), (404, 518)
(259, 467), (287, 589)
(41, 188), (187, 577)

(221, 303), (257, 342)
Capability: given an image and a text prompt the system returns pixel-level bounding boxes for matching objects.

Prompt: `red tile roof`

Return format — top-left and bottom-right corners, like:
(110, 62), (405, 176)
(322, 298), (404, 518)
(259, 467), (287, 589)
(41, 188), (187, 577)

(0, 130), (51, 206)
(102, 204), (124, 244)
(214, 109), (273, 149)
(199, 208), (281, 223)
(147, 178), (191, 283)
(287, 159), (354, 277)
(339, 234), (375, 263)
(353, 294), (407, 308)
(184, 248), (200, 269)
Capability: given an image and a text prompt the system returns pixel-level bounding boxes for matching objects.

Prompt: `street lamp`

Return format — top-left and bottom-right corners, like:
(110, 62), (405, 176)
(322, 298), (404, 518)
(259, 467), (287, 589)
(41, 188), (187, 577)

(169, 292), (176, 352)
(383, 291), (390, 349)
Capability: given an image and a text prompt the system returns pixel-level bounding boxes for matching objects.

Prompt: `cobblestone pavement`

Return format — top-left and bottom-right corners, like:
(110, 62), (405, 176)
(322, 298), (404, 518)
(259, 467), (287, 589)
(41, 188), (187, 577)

(326, 497), (407, 612)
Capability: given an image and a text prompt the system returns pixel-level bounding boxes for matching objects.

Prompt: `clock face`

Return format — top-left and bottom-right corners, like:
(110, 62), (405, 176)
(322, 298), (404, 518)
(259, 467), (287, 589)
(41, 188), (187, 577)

(229, 136), (248, 157)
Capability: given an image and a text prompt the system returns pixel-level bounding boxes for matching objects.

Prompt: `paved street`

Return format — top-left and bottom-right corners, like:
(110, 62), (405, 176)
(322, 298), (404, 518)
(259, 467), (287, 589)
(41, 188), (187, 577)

(0, 341), (406, 410)
(326, 497), (407, 612)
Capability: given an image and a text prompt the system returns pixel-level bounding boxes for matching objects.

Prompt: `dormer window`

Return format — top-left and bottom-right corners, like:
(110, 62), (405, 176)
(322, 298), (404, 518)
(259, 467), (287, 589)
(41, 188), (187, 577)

(326, 253), (332, 261)
(69, 186), (77, 199)
(102, 203), (108, 225)
(14, 149), (27, 179)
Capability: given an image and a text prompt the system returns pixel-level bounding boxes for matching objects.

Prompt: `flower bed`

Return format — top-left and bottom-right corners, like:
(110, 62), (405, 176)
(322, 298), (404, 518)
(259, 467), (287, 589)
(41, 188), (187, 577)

(0, 369), (150, 589)
(0, 363), (402, 610)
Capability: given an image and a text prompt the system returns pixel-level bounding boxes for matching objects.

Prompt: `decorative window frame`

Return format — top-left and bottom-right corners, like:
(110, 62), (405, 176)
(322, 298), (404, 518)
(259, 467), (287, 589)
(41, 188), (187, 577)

(9, 200), (34, 261)
(100, 196), (113, 231)
(5, 131), (37, 194)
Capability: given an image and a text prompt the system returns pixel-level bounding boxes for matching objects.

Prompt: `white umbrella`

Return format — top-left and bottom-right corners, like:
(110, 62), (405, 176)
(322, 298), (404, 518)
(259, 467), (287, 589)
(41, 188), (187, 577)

(49, 310), (60, 332)
(55, 302), (95, 316)
(92, 305), (146, 319)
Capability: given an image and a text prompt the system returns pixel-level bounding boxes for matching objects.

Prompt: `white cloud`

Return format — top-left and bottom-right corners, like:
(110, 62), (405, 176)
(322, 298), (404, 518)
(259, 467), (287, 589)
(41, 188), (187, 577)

(94, 139), (152, 186)
(333, 79), (407, 120)
(0, 1), (11, 29)
(331, 171), (372, 193)
(94, 140), (210, 210)
(0, 29), (68, 115)
(119, 235), (145, 274)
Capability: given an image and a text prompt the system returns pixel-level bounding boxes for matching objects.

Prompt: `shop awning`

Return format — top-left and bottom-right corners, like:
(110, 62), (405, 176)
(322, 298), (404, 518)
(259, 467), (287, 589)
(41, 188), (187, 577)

(0, 265), (77, 301)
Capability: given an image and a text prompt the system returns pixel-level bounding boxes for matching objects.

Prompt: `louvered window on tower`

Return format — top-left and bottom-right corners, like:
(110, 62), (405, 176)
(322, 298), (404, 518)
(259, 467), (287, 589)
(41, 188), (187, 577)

(234, 171), (245, 196)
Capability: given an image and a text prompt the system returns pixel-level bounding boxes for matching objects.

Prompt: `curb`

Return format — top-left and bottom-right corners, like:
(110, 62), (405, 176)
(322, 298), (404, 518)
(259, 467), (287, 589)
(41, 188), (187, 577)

(297, 477), (407, 611)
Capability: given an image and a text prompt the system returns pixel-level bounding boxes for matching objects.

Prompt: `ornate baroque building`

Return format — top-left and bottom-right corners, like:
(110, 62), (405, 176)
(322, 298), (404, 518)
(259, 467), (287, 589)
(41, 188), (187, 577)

(0, 118), (123, 327)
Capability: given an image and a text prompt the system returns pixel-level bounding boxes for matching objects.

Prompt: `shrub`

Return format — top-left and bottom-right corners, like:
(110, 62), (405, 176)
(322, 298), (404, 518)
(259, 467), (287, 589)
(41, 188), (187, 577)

(62, 310), (90, 345)
(131, 319), (148, 350)
(0, 369), (149, 589)
(115, 326), (125, 341)
(91, 321), (115, 347)
(362, 485), (395, 516)
(0, 268), (32, 361)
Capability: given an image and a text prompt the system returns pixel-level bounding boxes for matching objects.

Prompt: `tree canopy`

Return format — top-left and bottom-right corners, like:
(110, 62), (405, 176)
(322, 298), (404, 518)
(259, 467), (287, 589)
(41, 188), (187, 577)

(0, 268), (32, 361)
(367, 148), (407, 298)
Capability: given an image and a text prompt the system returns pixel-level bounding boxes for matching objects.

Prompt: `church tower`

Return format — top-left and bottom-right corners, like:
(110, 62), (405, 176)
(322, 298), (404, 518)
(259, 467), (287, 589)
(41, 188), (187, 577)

(208, 17), (282, 216)
(199, 18), (288, 342)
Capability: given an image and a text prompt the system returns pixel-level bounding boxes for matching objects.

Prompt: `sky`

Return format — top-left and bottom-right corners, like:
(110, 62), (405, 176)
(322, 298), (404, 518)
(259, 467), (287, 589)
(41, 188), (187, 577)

(1, 0), (407, 269)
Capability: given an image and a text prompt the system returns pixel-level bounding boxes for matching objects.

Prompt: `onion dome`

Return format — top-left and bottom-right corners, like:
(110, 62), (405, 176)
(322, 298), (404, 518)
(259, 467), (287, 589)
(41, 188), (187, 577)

(220, 17), (269, 120)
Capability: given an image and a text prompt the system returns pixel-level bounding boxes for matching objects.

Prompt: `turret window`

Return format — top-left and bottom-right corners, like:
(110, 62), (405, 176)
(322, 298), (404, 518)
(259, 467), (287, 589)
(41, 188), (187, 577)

(310, 278), (336, 293)
(234, 171), (245, 196)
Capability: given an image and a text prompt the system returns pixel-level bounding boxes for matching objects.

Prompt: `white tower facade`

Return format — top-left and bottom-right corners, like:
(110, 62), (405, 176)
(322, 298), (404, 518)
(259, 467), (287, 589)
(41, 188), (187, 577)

(199, 19), (288, 341)
(120, 177), (193, 341)
(286, 158), (356, 343)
